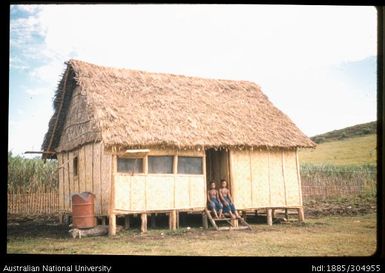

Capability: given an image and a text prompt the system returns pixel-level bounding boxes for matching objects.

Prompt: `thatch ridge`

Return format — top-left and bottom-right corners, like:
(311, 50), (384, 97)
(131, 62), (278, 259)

(42, 59), (315, 153)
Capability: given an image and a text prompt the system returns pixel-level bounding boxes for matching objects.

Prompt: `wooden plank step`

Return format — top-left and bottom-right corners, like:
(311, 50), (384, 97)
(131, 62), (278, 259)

(238, 217), (252, 230)
(218, 226), (250, 231)
(204, 208), (219, 231)
(212, 218), (232, 221)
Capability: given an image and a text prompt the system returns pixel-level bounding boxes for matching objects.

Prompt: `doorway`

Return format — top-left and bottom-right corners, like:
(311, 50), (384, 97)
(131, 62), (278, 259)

(205, 149), (231, 191)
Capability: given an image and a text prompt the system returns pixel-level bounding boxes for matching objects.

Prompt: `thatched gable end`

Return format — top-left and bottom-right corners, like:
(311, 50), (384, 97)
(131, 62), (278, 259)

(42, 59), (315, 153)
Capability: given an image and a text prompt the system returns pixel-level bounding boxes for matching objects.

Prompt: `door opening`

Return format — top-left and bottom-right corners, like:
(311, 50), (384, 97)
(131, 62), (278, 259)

(205, 149), (231, 192)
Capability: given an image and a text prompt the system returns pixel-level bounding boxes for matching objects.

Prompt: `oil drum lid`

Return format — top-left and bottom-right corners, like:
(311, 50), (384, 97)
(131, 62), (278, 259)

(72, 192), (95, 202)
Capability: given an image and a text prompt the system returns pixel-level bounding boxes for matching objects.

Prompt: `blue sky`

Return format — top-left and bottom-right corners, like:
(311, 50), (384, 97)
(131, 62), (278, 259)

(9, 5), (377, 156)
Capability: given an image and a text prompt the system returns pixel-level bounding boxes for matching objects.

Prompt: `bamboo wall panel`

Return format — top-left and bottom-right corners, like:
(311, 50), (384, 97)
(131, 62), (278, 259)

(101, 146), (112, 215)
(146, 176), (174, 210)
(66, 152), (73, 210)
(84, 143), (93, 193)
(174, 177), (190, 209)
(93, 142), (102, 215)
(78, 146), (86, 193)
(269, 151), (286, 206)
(58, 153), (64, 211)
(115, 175), (131, 210)
(63, 152), (70, 211)
(129, 176), (146, 211)
(250, 150), (270, 207)
(69, 151), (78, 195)
(230, 151), (252, 209)
(284, 151), (301, 206)
(189, 176), (206, 208)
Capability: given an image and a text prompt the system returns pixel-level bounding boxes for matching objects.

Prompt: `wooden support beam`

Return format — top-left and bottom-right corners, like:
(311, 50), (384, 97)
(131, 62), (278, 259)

(141, 213), (148, 233)
(267, 209), (273, 226)
(169, 210), (177, 230)
(298, 207), (305, 222)
(176, 211), (179, 229)
(108, 154), (117, 236)
(202, 213), (208, 229)
(102, 216), (106, 226)
(108, 214), (116, 236)
(285, 209), (289, 220)
(124, 215), (130, 229)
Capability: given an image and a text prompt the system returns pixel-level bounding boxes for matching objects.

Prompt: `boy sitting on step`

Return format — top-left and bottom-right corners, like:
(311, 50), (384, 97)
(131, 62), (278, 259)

(219, 179), (241, 219)
(207, 181), (223, 219)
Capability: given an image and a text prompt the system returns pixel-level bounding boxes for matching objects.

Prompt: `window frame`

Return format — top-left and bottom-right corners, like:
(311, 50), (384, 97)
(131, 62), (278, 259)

(177, 155), (204, 175)
(117, 156), (145, 174)
(147, 155), (174, 174)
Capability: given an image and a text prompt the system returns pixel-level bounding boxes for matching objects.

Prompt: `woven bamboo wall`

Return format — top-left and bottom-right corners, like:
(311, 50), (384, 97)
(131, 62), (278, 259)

(230, 150), (252, 209)
(251, 150), (270, 207)
(230, 149), (301, 209)
(114, 149), (206, 213)
(284, 150), (301, 206)
(269, 151), (285, 206)
(114, 175), (206, 212)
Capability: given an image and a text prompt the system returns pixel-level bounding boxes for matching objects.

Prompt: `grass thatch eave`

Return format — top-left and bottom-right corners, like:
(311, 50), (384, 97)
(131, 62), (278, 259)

(42, 59), (316, 153)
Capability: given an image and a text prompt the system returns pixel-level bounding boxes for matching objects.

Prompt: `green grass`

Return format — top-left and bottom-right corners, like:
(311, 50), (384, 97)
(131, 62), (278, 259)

(7, 214), (376, 256)
(300, 134), (376, 166)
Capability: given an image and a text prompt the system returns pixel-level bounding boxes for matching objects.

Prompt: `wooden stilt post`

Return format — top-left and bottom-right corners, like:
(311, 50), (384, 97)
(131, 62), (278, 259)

(202, 212), (208, 229)
(59, 213), (64, 224)
(102, 216), (106, 226)
(150, 214), (156, 228)
(176, 211), (179, 229)
(285, 209), (289, 221)
(108, 154), (117, 236)
(124, 215), (130, 229)
(267, 209), (273, 226)
(108, 214), (116, 236)
(169, 210), (177, 230)
(231, 218), (239, 227)
(141, 213), (148, 233)
(298, 207), (305, 222)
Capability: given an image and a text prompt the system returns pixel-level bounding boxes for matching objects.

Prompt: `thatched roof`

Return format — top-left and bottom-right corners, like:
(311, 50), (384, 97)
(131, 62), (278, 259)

(42, 59), (315, 154)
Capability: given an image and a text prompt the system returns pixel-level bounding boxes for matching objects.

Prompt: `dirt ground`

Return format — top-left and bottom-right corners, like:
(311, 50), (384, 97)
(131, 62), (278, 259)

(7, 198), (377, 256)
(303, 196), (376, 217)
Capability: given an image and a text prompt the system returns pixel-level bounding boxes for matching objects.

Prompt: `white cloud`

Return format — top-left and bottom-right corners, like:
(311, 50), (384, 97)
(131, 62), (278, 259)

(33, 5), (377, 77)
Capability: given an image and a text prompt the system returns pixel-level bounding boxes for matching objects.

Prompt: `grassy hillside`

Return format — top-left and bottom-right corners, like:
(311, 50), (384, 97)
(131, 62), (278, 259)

(299, 134), (376, 166)
(311, 121), (376, 144)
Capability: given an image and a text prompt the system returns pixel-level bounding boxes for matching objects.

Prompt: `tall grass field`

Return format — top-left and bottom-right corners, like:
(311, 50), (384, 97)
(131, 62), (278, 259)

(299, 134), (376, 166)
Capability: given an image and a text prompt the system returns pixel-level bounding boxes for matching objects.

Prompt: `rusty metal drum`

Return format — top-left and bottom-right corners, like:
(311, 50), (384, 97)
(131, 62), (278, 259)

(71, 192), (96, 228)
